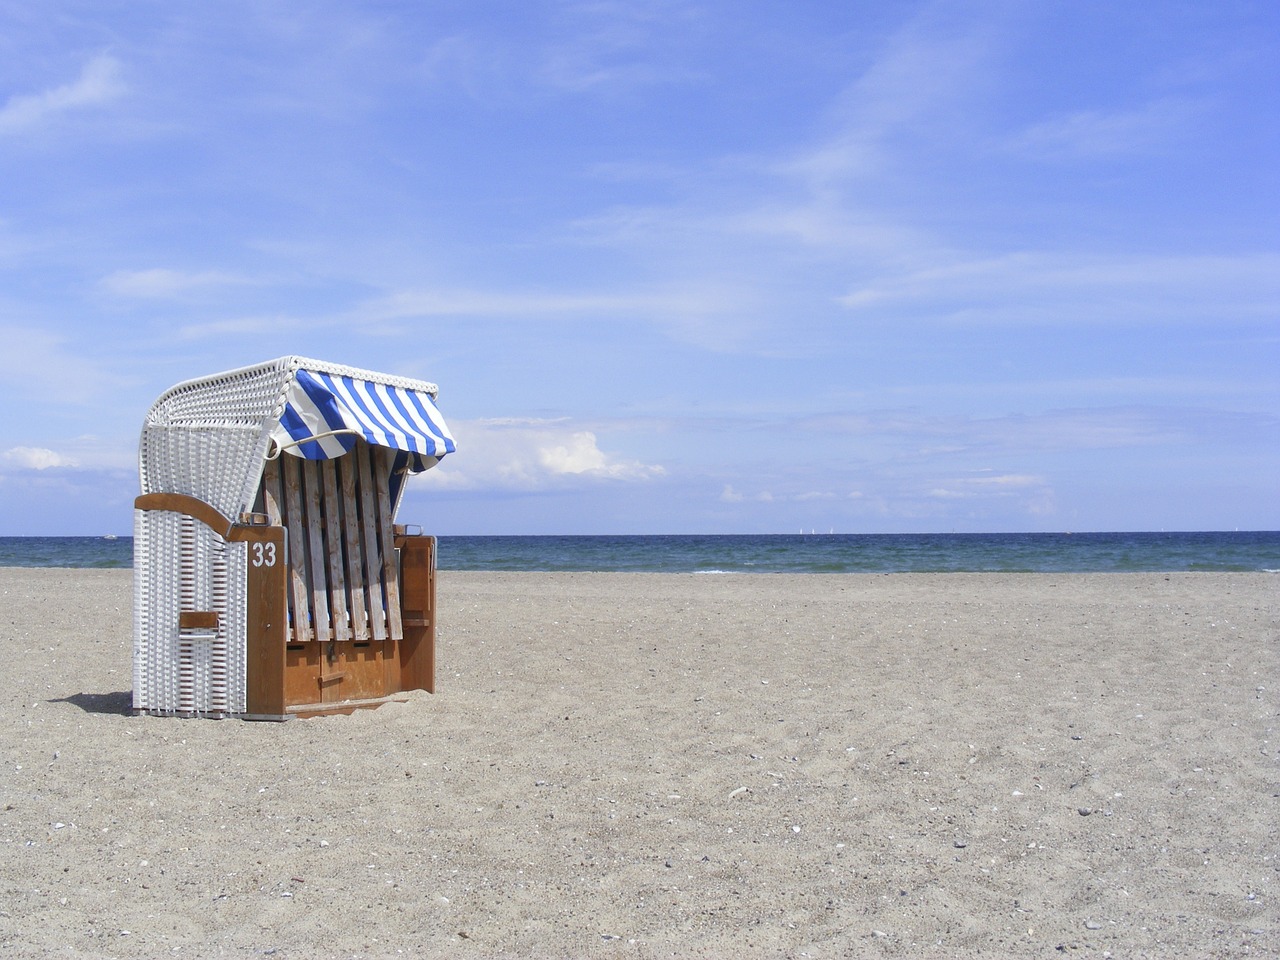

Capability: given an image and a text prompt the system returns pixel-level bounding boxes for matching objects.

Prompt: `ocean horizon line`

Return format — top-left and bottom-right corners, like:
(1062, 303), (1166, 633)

(3, 530), (1276, 540)
(2, 531), (1277, 574)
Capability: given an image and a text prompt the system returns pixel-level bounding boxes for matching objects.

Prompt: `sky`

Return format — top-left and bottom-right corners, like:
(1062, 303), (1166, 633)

(1, 1), (1277, 536)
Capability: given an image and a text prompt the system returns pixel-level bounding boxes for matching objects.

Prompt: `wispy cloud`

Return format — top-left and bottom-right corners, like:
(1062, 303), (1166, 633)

(345, 283), (759, 352)
(785, 7), (996, 187)
(99, 268), (252, 299)
(174, 314), (311, 341)
(359, 285), (734, 321)
(418, 35), (510, 101)
(717, 469), (1057, 522)
(962, 473), (1046, 488)
(535, 10), (1009, 337)
(362, 288), (649, 319)
(838, 252), (1280, 326)
(927, 472), (1056, 515)
(0, 325), (122, 404)
(1009, 98), (1198, 159)
(0, 55), (126, 134)
(795, 405), (1258, 457)
(417, 1), (704, 104)
(537, 0), (705, 94)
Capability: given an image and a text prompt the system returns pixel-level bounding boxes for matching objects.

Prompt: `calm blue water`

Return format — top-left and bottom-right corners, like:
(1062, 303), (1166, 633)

(2, 532), (1277, 573)
(0, 536), (133, 569)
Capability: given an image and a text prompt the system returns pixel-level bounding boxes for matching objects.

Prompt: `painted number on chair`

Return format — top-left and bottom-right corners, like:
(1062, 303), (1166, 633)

(252, 542), (277, 567)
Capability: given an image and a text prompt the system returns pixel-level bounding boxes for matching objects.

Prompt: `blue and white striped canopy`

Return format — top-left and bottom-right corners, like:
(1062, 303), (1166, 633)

(272, 368), (456, 472)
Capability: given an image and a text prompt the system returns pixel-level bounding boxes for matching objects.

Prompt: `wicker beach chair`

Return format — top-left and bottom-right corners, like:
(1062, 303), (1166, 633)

(132, 356), (456, 719)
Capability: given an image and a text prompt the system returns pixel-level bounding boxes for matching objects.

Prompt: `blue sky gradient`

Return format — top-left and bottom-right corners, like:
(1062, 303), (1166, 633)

(1, 1), (1276, 535)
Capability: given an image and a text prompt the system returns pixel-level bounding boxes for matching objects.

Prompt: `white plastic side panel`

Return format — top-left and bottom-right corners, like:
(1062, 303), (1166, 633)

(133, 510), (248, 716)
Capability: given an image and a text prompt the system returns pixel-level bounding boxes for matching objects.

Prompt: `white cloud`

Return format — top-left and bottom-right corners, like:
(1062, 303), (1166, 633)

(785, 9), (995, 188)
(964, 473), (1045, 488)
(539, 431), (656, 478)
(925, 474), (1053, 514)
(416, 2), (704, 107)
(0, 325), (120, 404)
(3, 447), (77, 470)
(172, 314), (313, 341)
(801, 407), (1201, 454)
(837, 252), (1280, 326)
(926, 471), (1053, 511)
(99, 268), (249, 299)
(537, 2), (704, 94)
(794, 490), (836, 502)
(350, 283), (757, 353)
(0, 435), (133, 475)
(416, 419), (665, 492)
(419, 35), (507, 101)
(365, 288), (634, 319)
(719, 484), (775, 503)
(1010, 98), (1196, 159)
(730, 199), (922, 254)
(359, 285), (735, 323)
(471, 416), (570, 427)
(0, 55), (125, 134)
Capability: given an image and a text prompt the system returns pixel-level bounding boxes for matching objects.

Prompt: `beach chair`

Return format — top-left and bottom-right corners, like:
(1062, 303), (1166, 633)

(132, 356), (456, 719)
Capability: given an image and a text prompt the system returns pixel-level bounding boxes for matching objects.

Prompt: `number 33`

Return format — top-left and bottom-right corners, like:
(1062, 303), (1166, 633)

(252, 542), (277, 567)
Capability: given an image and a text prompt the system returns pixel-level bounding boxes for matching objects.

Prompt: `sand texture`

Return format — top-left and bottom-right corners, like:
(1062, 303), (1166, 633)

(0, 569), (1276, 958)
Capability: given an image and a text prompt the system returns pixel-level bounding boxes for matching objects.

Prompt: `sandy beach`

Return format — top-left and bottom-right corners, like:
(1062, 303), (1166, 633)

(0, 568), (1275, 958)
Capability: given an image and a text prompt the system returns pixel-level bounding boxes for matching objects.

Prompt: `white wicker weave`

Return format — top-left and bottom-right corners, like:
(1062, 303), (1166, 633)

(133, 509), (247, 715)
(134, 356), (445, 717)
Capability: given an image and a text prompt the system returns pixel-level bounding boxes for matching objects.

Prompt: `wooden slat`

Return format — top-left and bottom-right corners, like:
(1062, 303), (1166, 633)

(339, 452), (370, 641)
(301, 458), (331, 643)
(233, 524), (288, 718)
(356, 447), (388, 642)
(373, 450), (403, 641)
(320, 459), (351, 642)
(179, 611), (219, 629)
(280, 457), (313, 643)
(260, 458), (283, 525)
(263, 458), (305, 644)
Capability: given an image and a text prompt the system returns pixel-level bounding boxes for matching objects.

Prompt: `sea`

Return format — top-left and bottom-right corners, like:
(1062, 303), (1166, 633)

(1, 532), (1277, 574)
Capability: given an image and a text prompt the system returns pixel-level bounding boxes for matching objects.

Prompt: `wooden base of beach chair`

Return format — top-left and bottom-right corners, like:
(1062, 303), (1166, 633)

(134, 488), (437, 720)
(248, 531), (436, 717)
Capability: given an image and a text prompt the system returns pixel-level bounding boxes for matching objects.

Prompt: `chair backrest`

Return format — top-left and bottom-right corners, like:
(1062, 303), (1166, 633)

(257, 439), (403, 645)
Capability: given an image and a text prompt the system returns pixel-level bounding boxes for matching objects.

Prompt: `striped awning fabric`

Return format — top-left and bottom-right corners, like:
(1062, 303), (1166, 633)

(272, 368), (456, 472)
